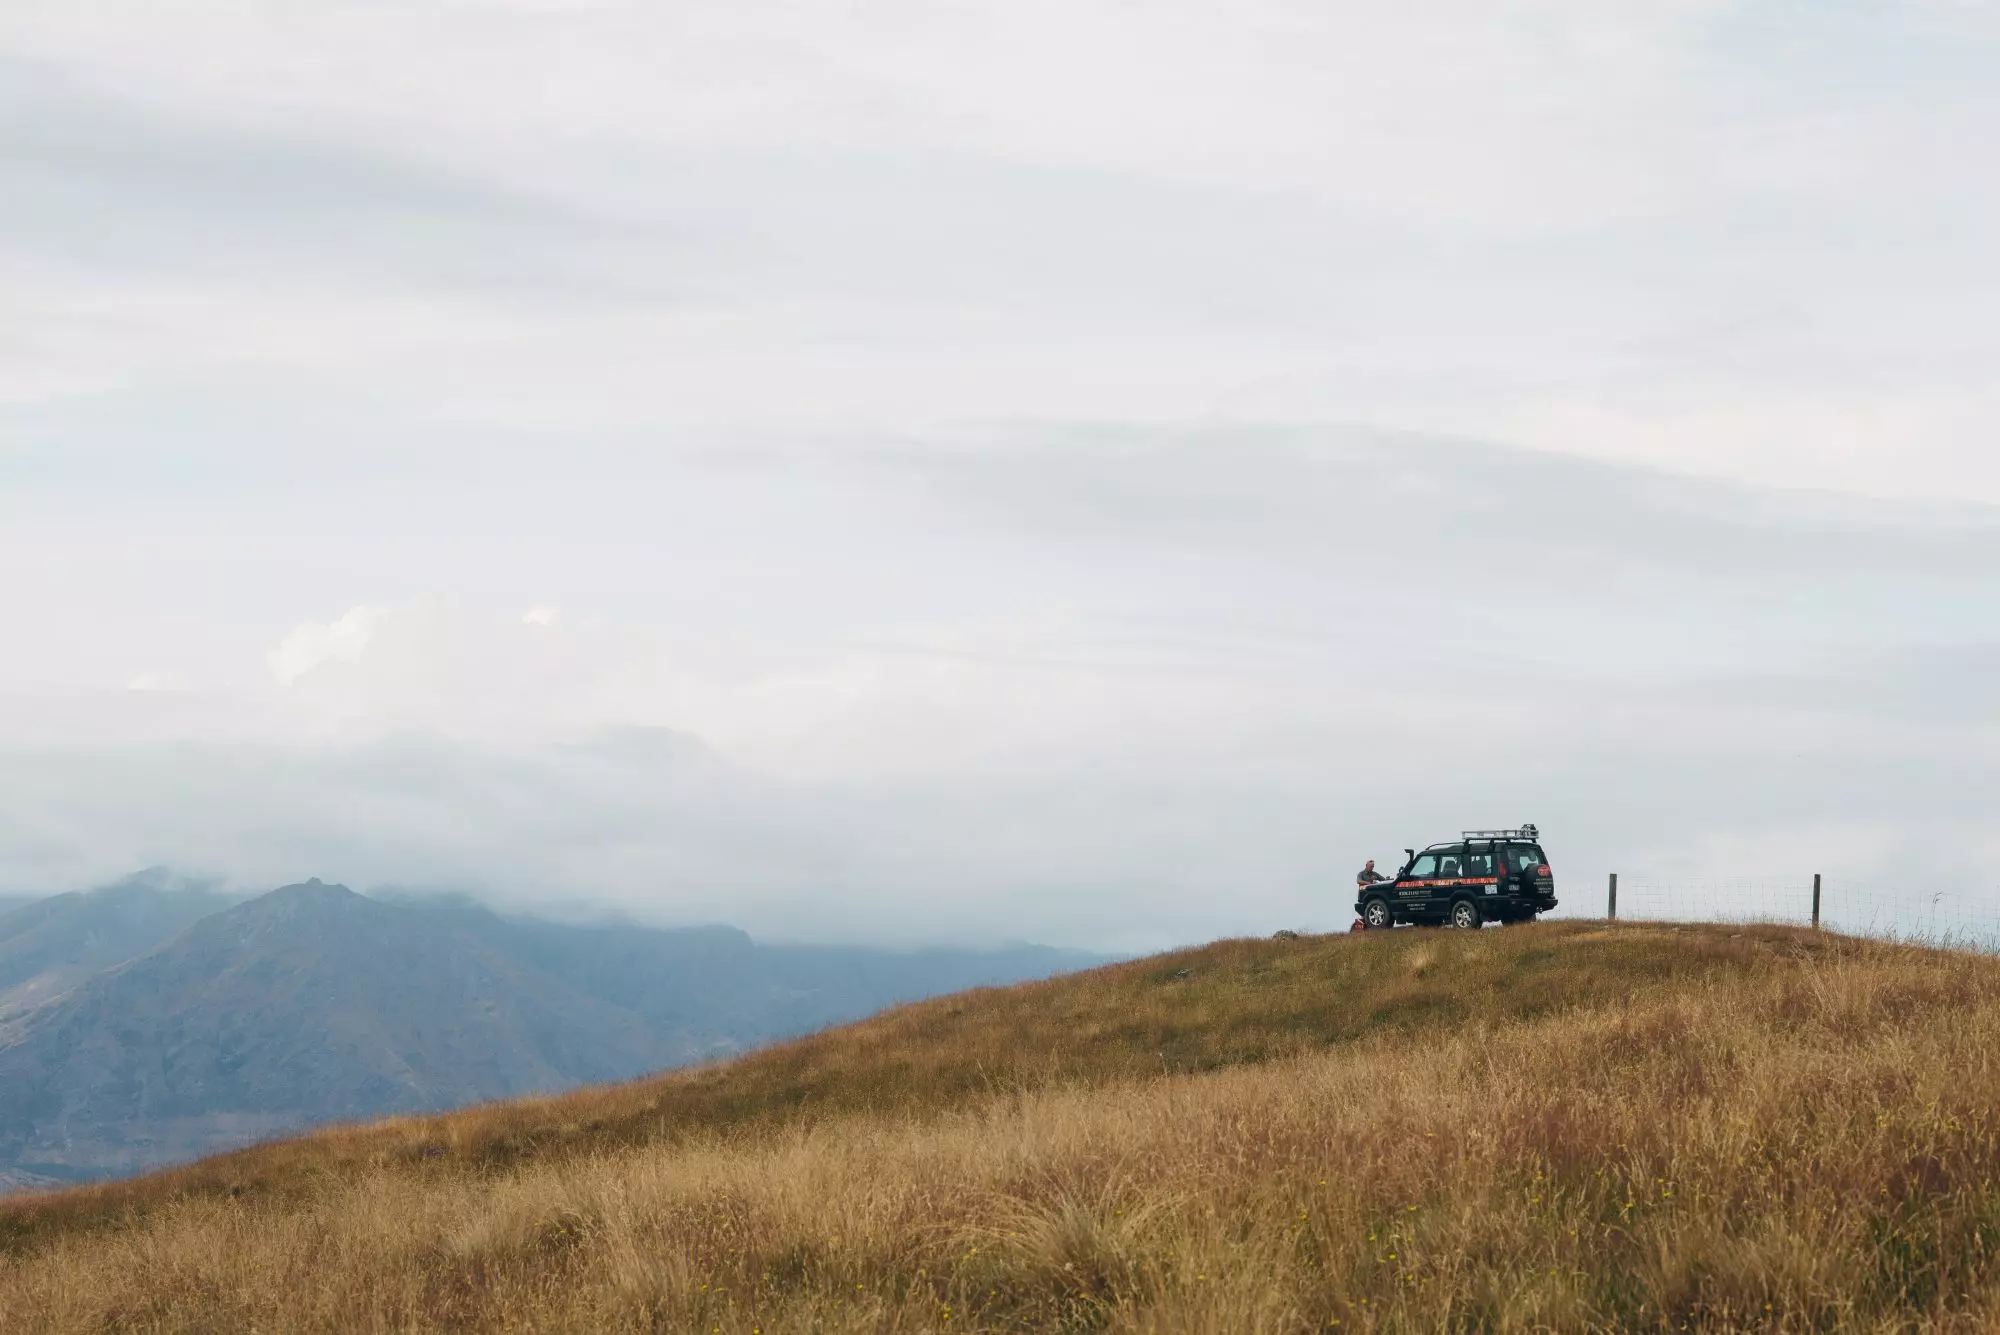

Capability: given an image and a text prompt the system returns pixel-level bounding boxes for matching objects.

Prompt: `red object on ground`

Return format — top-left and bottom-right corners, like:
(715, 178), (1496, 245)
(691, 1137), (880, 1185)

(1350, 918), (1367, 933)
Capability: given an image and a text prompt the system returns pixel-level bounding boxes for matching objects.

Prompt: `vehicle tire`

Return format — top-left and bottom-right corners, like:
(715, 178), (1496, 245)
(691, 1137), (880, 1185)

(1362, 897), (1392, 930)
(1449, 899), (1482, 930)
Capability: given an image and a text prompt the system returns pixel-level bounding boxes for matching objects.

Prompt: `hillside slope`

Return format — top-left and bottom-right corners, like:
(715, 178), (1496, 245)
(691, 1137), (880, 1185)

(7, 922), (2000, 1332)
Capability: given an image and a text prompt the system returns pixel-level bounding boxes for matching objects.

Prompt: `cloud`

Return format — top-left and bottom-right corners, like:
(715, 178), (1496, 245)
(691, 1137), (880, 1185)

(4, 4), (1999, 497)
(0, 58), (677, 303)
(124, 672), (183, 693)
(12, 422), (2000, 758)
(268, 606), (382, 687)
(0, 3), (1751, 226)
(3, 634), (1998, 950)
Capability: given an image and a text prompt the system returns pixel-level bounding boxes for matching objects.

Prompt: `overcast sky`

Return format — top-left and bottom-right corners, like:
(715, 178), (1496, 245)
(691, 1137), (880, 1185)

(3, 2), (1998, 949)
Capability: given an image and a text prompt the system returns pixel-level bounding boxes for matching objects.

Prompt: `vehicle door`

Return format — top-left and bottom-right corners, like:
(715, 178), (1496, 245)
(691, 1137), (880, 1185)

(1507, 843), (1553, 897)
(1397, 851), (1441, 915)
(1430, 844), (1469, 914)
(1512, 843), (1560, 895)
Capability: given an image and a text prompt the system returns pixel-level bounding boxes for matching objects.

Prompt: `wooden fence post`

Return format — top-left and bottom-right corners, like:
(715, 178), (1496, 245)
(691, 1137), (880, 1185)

(1812, 873), (1821, 929)
(1608, 872), (1618, 921)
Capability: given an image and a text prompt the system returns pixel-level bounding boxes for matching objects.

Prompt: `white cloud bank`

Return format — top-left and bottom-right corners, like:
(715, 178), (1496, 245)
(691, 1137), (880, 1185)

(267, 606), (384, 686)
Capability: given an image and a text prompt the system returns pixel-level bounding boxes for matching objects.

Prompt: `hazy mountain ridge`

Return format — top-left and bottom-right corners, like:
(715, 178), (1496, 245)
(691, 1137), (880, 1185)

(0, 878), (1103, 1183)
(0, 869), (239, 1024)
(0, 882), (681, 1178)
(392, 892), (1108, 1048)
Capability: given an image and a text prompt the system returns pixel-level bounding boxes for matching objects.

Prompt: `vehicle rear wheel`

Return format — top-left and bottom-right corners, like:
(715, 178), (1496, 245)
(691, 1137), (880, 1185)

(1362, 897), (1392, 930)
(1449, 899), (1482, 930)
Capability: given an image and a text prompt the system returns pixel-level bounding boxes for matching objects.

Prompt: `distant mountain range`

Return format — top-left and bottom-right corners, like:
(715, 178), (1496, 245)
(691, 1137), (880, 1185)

(0, 875), (1103, 1184)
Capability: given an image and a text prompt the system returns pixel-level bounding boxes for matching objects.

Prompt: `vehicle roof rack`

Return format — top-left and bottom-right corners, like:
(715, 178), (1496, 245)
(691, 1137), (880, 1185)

(1462, 825), (1539, 841)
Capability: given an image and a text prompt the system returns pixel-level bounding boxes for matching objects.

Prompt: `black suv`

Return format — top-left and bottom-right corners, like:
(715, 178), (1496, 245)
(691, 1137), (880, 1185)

(1355, 826), (1557, 930)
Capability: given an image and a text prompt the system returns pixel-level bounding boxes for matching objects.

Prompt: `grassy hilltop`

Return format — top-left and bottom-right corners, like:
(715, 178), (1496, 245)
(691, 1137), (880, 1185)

(5, 921), (2000, 1331)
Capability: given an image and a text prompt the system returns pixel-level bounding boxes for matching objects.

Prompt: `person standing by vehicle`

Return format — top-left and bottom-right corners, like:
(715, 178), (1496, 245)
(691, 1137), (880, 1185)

(1352, 859), (1387, 932)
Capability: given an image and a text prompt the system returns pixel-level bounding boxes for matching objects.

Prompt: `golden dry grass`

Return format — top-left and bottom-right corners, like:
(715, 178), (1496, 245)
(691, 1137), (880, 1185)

(4, 921), (2000, 1332)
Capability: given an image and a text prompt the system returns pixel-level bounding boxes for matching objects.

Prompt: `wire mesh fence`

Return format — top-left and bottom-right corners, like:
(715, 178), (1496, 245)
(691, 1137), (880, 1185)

(1594, 875), (2000, 952)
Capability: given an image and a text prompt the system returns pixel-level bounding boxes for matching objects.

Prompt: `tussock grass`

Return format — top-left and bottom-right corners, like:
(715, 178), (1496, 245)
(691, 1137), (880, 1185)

(4, 921), (1999, 1331)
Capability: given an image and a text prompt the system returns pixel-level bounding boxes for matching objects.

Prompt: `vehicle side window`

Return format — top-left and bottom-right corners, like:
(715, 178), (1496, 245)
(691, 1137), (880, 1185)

(1464, 850), (1495, 876)
(1407, 854), (1439, 877)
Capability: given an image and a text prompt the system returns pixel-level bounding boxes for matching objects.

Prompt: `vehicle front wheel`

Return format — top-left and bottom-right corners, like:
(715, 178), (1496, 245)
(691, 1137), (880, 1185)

(1362, 897), (1392, 930)
(1449, 899), (1482, 930)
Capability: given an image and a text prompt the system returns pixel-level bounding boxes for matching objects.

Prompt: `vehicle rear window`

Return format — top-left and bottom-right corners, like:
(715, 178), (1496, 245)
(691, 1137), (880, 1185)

(1509, 846), (1547, 872)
